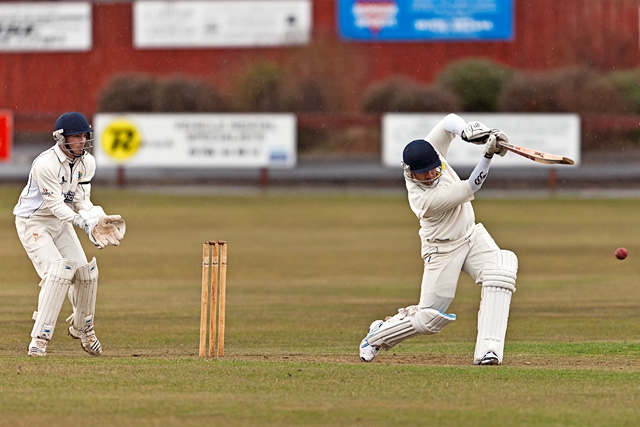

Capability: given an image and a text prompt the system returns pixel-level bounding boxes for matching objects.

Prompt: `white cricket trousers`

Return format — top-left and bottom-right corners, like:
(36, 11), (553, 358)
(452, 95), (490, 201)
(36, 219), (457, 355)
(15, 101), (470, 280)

(418, 223), (500, 312)
(15, 216), (88, 279)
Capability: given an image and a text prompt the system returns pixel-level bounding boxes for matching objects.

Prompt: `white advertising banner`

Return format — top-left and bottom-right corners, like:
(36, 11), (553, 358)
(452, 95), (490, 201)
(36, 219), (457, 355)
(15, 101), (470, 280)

(133, 0), (311, 48)
(93, 113), (297, 168)
(0, 2), (91, 52)
(383, 113), (581, 168)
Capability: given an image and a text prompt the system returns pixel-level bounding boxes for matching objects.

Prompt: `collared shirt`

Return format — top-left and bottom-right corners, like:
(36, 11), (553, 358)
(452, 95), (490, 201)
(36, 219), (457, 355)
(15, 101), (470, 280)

(13, 144), (95, 221)
(405, 114), (476, 244)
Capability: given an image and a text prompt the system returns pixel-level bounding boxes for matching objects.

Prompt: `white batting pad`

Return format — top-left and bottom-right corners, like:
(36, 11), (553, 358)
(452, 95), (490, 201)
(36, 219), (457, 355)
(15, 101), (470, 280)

(367, 306), (456, 350)
(474, 250), (518, 364)
(481, 250), (518, 292)
(31, 259), (77, 340)
(67, 258), (99, 330)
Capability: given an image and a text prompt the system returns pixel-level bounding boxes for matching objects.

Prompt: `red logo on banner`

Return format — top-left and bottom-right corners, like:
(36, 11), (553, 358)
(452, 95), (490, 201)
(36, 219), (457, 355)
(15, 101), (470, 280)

(352, 0), (399, 33)
(0, 111), (12, 162)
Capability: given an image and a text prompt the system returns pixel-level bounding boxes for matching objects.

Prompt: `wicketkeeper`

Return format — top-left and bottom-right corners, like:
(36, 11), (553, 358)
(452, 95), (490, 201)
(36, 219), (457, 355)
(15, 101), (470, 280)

(359, 113), (518, 365)
(14, 112), (126, 357)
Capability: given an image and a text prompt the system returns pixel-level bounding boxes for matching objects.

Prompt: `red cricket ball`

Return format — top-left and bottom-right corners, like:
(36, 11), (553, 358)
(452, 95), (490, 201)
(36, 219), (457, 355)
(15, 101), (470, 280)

(615, 247), (628, 260)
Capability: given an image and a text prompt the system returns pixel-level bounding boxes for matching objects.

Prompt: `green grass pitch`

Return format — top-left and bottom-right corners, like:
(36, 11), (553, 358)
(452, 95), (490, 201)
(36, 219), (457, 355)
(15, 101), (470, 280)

(1, 185), (639, 426)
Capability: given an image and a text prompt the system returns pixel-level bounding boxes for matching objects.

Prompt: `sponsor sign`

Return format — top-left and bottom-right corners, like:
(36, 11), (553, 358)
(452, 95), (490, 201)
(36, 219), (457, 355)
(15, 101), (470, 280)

(382, 113), (581, 168)
(338, 0), (513, 41)
(134, 0), (311, 48)
(0, 2), (91, 52)
(94, 113), (296, 168)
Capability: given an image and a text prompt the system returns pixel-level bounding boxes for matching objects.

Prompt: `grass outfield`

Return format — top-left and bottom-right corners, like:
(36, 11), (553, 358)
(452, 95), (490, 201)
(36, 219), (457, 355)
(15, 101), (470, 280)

(1, 185), (639, 426)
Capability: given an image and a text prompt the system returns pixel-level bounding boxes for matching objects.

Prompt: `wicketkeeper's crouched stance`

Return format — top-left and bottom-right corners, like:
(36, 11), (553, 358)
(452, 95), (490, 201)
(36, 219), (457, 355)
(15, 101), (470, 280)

(14, 112), (126, 357)
(359, 113), (518, 365)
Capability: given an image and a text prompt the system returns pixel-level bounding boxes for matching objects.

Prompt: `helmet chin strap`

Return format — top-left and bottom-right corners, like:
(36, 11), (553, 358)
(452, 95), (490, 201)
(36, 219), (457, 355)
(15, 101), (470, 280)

(54, 129), (91, 158)
(411, 172), (441, 187)
(62, 142), (85, 158)
(402, 162), (442, 187)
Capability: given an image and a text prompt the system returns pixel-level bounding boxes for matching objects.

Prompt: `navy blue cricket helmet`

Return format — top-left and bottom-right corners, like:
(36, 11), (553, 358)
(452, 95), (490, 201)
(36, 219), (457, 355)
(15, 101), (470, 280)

(54, 112), (92, 137)
(402, 139), (440, 173)
(53, 112), (93, 157)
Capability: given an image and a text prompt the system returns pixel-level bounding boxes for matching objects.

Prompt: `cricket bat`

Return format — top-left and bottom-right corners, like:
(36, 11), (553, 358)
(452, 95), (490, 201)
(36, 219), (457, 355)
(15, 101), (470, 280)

(498, 140), (575, 165)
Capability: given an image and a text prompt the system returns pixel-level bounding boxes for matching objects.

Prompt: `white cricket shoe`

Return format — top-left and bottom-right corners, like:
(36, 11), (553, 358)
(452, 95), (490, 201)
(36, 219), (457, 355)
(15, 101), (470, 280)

(69, 325), (102, 356)
(359, 319), (384, 362)
(475, 351), (501, 365)
(27, 337), (48, 357)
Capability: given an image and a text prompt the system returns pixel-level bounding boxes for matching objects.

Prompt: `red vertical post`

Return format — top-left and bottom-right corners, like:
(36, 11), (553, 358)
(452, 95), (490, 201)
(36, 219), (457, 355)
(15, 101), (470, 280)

(547, 168), (557, 191)
(117, 166), (126, 187)
(0, 111), (13, 162)
(259, 168), (269, 189)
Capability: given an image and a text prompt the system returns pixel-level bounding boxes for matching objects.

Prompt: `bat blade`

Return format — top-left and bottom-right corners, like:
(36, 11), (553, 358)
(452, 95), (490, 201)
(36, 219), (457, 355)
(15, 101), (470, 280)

(499, 141), (575, 165)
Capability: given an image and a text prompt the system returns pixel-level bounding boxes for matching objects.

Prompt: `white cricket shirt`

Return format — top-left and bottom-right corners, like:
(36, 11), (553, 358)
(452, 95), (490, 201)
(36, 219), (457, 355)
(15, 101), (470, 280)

(405, 114), (476, 244)
(13, 144), (95, 221)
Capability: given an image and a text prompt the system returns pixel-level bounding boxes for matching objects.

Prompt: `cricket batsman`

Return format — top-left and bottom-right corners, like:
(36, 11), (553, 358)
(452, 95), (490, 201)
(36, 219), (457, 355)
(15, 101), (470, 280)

(359, 113), (518, 365)
(14, 112), (126, 357)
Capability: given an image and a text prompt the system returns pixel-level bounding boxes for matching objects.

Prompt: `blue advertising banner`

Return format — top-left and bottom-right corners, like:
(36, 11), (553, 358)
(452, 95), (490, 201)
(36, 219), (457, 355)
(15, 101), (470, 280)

(338, 0), (513, 41)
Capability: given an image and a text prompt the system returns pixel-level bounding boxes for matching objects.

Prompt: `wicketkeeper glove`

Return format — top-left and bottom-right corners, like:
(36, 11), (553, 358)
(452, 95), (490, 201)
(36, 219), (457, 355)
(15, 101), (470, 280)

(73, 210), (126, 249)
